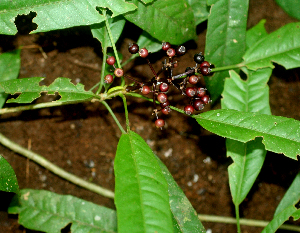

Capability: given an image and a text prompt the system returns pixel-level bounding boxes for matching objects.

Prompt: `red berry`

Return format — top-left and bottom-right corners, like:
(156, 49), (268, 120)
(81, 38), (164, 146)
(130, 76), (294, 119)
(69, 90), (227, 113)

(155, 119), (165, 128)
(139, 48), (148, 58)
(167, 48), (176, 57)
(128, 43), (139, 54)
(193, 99), (205, 111)
(188, 75), (199, 85)
(161, 107), (171, 115)
(194, 53), (205, 64)
(104, 74), (114, 84)
(185, 87), (197, 97)
(106, 56), (115, 66)
(159, 83), (169, 92)
(200, 61), (210, 68)
(162, 42), (171, 51)
(176, 45), (186, 56)
(200, 66), (211, 76)
(201, 95), (211, 104)
(160, 100), (170, 109)
(184, 105), (194, 115)
(197, 87), (206, 97)
(114, 68), (124, 77)
(157, 93), (168, 104)
(141, 85), (150, 95)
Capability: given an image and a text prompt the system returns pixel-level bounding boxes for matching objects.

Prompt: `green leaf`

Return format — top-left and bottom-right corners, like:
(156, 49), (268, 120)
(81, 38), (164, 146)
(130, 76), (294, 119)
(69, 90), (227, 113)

(275, 0), (300, 20)
(246, 19), (268, 50)
(186, 0), (209, 25)
(194, 109), (300, 160)
(0, 77), (95, 104)
(0, 0), (136, 35)
(114, 131), (173, 233)
(90, 16), (126, 48)
(204, 0), (249, 102)
(0, 155), (19, 193)
(136, 31), (162, 53)
(8, 189), (117, 233)
(155, 156), (206, 233)
(243, 22), (300, 70)
(262, 205), (298, 233)
(124, 0), (196, 45)
(274, 172), (300, 216)
(0, 49), (21, 108)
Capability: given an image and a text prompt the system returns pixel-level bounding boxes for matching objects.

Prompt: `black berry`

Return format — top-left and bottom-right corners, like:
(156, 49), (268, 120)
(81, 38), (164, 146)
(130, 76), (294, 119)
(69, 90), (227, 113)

(193, 99), (205, 111)
(106, 56), (115, 66)
(139, 48), (149, 58)
(129, 43), (139, 54)
(176, 45), (186, 56)
(184, 105), (194, 115)
(194, 53), (205, 64)
(104, 74), (114, 84)
(157, 93), (168, 103)
(114, 68), (124, 77)
(155, 119), (165, 128)
(159, 83), (169, 92)
(200, 66), (211, 76)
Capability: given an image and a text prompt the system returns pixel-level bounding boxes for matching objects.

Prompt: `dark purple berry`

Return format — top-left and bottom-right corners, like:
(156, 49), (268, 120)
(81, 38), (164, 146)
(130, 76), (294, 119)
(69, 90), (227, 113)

(139, 48), (149, 58)
(193, 99), (205, 111)
(155, 119), (165, 128)
(176, 45), (186, 56)
(160, 100), (170, 109)
(104, 74), (114, 84)
(200, 61), (210, 68)
(201, 95), (211, 104)
(141, 85), (150, 95)
(114, 68), (124, 77)
(197, 87), (206, 97)
(200, 66), (211, 76)
(194, 53), (205, 64)
(162, 42), (171, 51)
(157, 93), (168, 104)
(185, 87), (197, 97)
(161, 107), (171, 115)
(188, 75), (199, 85)
(128, 43), (139, 54)
(167, 48), (176, 57)
(106, 56), (115, 66)
(159, 83), (169, 92)
(184, 105), (194, 115)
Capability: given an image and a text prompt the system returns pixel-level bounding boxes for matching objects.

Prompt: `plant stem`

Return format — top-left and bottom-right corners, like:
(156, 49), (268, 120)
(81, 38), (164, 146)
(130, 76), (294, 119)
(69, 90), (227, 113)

(96, 44), (107, 95)
(120, 94), (130, 132)
(101, 100), (126, 134)
(235, 204), (241, 233)
(198, 214), (300, 232)
(0, 132), (114, 199)
(210, 63), (244, 73)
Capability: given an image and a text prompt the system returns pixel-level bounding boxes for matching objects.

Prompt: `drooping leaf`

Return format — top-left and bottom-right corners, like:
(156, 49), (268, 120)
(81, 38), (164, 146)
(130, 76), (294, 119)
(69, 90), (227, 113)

(204, 0), (249, 102)
(274, 172), (300, 216)
(0, 49), (21, 108)
(0, 77), (95, 104)
(124, 0), (196, 45)
(0, 0), (137, 35)
(8, 189), (117, 232)
(0, 155), (19, 193)
(186, 0), (209, 25)
(194, 109), (300, 160)
(261, 205), (298, 233)
(245, 19), (268, 50)
(114, 131), (173, 233)
(275, 0), (300, 20)
(90, 15), (126, 48)
(155, 156), (206, 233)
(243, 22), (300, 70)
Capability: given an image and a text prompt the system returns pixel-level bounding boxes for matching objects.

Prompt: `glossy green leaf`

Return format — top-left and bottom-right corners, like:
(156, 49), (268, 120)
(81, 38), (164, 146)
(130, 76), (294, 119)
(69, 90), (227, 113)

(262, 205), (298, 233)
(0, 155), (19, 193)
(275, 0), (300, 20)
(0, 0), (136, 35)
(274, 172), (300, 216)
(186, 0), (209, 25)
(194, 109), (300, 160)
(124, 0), (196, 45)
(90, 16), (126, 48)
(0, 49), (21, 108)
(155, 156), (206, 233)
(204, 0), (249, 102)
(246, 19), (268, 50)
(0, 77), (95, 104)
(8, 189), (117, 232)
(243, 22), (300, 70)
(114, 131), (173, 233)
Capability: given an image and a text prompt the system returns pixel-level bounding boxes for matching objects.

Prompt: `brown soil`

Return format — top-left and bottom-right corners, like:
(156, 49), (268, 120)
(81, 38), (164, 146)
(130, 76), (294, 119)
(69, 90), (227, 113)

(1, 0), (300, 232)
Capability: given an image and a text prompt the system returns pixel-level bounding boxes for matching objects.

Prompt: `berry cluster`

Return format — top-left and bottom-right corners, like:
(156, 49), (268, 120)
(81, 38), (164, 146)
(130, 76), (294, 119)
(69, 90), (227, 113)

(105, 42), (212, 129)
